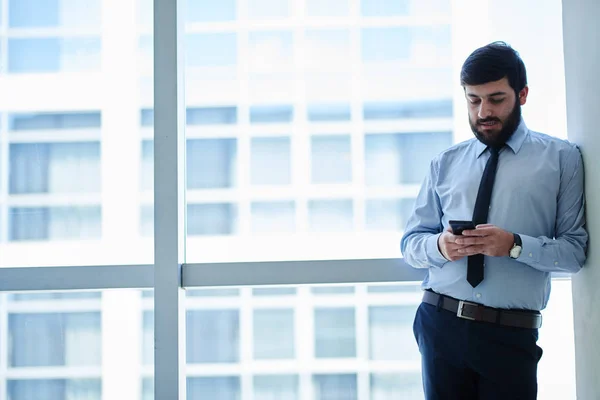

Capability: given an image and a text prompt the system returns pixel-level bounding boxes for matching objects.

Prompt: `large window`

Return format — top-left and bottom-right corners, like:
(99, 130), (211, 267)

(177, 2), (455, 263)
(0, 0), (576, 399)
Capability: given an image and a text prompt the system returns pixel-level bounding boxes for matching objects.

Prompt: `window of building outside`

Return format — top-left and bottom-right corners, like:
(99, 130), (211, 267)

(0, 0), (575, 399)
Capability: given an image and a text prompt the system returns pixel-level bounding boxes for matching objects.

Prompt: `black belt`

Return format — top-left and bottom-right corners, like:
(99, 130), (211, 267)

(422, 291), (542, 329)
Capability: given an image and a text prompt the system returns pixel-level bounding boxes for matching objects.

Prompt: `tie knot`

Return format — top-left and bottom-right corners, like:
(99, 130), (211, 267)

(489, 146), (501, 156)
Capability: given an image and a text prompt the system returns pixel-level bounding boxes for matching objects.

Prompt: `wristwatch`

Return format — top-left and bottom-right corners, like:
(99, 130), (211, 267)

(509, 233), (522, 259)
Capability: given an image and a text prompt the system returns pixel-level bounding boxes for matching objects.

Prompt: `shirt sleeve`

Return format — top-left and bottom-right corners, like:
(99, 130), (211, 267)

(400, 158), (448, 269)
(516, 145), (588, 273)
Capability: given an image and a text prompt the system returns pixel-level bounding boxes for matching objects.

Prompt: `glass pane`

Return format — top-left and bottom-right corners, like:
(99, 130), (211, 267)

(307, 103), (351, 122)
(185, 1), (453, 262)
(361, 0), (410, 16)
(251, 137), (291, 185)
(370, 373), (423, 399)
(9, 206), (102, 241)
(311, 136), (352, 184)
(362, 28), (411, 62)
(253, 309), (295, 359)
(313, 374), (357, 400)
(188, 377), (241, 399)
(150, 283), (424, 399)
(186, 33), (237, 67)
(251, 202), (295, 233)
(10, 312), (101, 367)
(1, 290), (143, 400)
(311, 286), (354, 295)
(248, 0), (291, 19)
(8, 379), (102, 400)
(0, 0), (154, 266)
(180, 0), (568, 269)
(363, 99), (453, 120)
(187, 310), (240, 363)
(9, 0), (102, 28)
(9, 111), (101, 130)
(8, 38), (101, 73)
(248, 32), (294, 100)
(250, 105), (294, 124)
(314, 308), (356, 358)
(10, 143), (101, 194)
(365, 199), (415, 232)
(308, 200), (353, 232)
(188, 204), (238, 236)
(186, 0), (236, 22)
(188, 107), (238, 125)
(305, 30), (351, 102)
(131, 282), (578, 400)
(369, 306), (420, 361)
(187, 139), (237, 189)
(254, 375), (298, 400)
(364, 132), (453, 186)
(306, 0), (350, 17)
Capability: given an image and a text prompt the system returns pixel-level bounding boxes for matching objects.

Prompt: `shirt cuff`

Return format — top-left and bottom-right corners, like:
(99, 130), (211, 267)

(426, 233), (449, 267)
(517, 234), (541, 264)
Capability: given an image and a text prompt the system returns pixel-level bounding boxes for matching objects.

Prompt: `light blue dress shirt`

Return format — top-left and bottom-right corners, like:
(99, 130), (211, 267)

(400, 120), (587, 310)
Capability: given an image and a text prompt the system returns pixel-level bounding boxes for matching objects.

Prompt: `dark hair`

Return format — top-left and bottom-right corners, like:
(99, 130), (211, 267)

(460, 41), (527, 94)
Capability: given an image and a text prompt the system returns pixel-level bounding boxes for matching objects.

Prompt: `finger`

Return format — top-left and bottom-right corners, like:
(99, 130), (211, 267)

(441, 233), (459, 244)
(454, 237), (485, 246)
(475, 224), (495, 229)
(461, 229), (487, 237)
(457, 245), (484, 255)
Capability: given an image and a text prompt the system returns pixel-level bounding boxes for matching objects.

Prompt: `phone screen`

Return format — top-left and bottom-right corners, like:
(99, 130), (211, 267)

(449, 220), (475, 235)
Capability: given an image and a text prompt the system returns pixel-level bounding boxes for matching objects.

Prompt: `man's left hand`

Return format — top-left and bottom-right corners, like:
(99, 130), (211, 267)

(455, 224), (514, 257)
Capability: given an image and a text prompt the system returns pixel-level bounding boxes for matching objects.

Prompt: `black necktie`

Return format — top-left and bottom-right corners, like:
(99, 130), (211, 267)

(467, 146), (500, 287)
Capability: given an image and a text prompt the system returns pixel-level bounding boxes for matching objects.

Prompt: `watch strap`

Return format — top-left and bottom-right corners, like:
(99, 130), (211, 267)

(513, 233), (522, 247)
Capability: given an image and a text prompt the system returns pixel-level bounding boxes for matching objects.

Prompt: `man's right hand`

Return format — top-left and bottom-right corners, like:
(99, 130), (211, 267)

(437, 227), (468, 262)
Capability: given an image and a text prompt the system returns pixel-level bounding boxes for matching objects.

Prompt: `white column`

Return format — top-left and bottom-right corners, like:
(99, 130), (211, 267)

(102, 290), (142, 400)
(562, 1), (600, 399)
(100, 1), (144, 398)
(153, 0), (187, 398)
(101, 0), (141, 257)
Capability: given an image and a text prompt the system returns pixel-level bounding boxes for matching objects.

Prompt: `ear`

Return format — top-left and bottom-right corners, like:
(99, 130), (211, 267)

(518, 86), (529, 106)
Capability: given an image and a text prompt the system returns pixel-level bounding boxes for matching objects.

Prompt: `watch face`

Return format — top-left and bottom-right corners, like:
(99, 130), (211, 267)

(510, 246), (522, 258)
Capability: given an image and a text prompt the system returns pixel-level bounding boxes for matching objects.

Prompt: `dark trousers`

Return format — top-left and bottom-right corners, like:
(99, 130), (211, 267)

(413, 302), (543, 400)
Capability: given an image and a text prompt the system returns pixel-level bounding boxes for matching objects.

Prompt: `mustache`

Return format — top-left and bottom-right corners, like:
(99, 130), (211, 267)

(477, 118), (501, 124)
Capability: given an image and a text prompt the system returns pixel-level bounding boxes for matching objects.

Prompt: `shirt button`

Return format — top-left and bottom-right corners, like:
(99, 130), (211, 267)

(529, 253), (533, 257)
(555, 261), (559, 266)
(476, 293), (482, 298)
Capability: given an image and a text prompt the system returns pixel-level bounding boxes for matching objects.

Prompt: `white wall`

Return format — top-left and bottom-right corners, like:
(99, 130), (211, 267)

(562, 0), (600, 399)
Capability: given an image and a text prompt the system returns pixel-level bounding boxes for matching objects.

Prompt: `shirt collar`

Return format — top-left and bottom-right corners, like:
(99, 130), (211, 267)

(475, 119), (528, 158)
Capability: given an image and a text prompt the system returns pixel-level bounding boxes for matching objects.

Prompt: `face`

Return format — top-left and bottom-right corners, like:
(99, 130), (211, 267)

(464, 77), (528, 148)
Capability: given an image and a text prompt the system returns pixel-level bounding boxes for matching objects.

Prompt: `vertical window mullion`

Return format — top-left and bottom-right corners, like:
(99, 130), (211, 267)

(153, 0), (187, 398)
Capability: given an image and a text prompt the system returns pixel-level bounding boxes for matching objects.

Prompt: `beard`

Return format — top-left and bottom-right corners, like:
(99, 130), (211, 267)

(469, 99), (522, 148)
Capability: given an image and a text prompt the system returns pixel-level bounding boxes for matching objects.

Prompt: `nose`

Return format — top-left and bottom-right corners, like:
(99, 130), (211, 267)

(478, 102), (493, 119)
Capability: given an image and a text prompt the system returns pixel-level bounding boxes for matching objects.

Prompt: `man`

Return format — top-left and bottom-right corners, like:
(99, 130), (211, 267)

(400, 41), (587, 399)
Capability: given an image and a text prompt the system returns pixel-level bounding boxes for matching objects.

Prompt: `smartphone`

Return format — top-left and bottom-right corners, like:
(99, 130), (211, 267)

(449, 220), (475, 235)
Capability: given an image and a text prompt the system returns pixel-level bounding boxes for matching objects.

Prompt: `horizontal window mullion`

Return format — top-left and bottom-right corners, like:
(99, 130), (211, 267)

(0, 265), (153, 292)
(182, 258), (427, 288)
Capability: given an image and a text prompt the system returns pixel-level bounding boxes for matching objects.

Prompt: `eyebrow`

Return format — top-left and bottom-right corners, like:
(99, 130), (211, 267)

(467, 91), (508, 98)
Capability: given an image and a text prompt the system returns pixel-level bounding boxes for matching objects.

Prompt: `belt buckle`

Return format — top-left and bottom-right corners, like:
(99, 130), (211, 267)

(457, 300), (477, 320)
